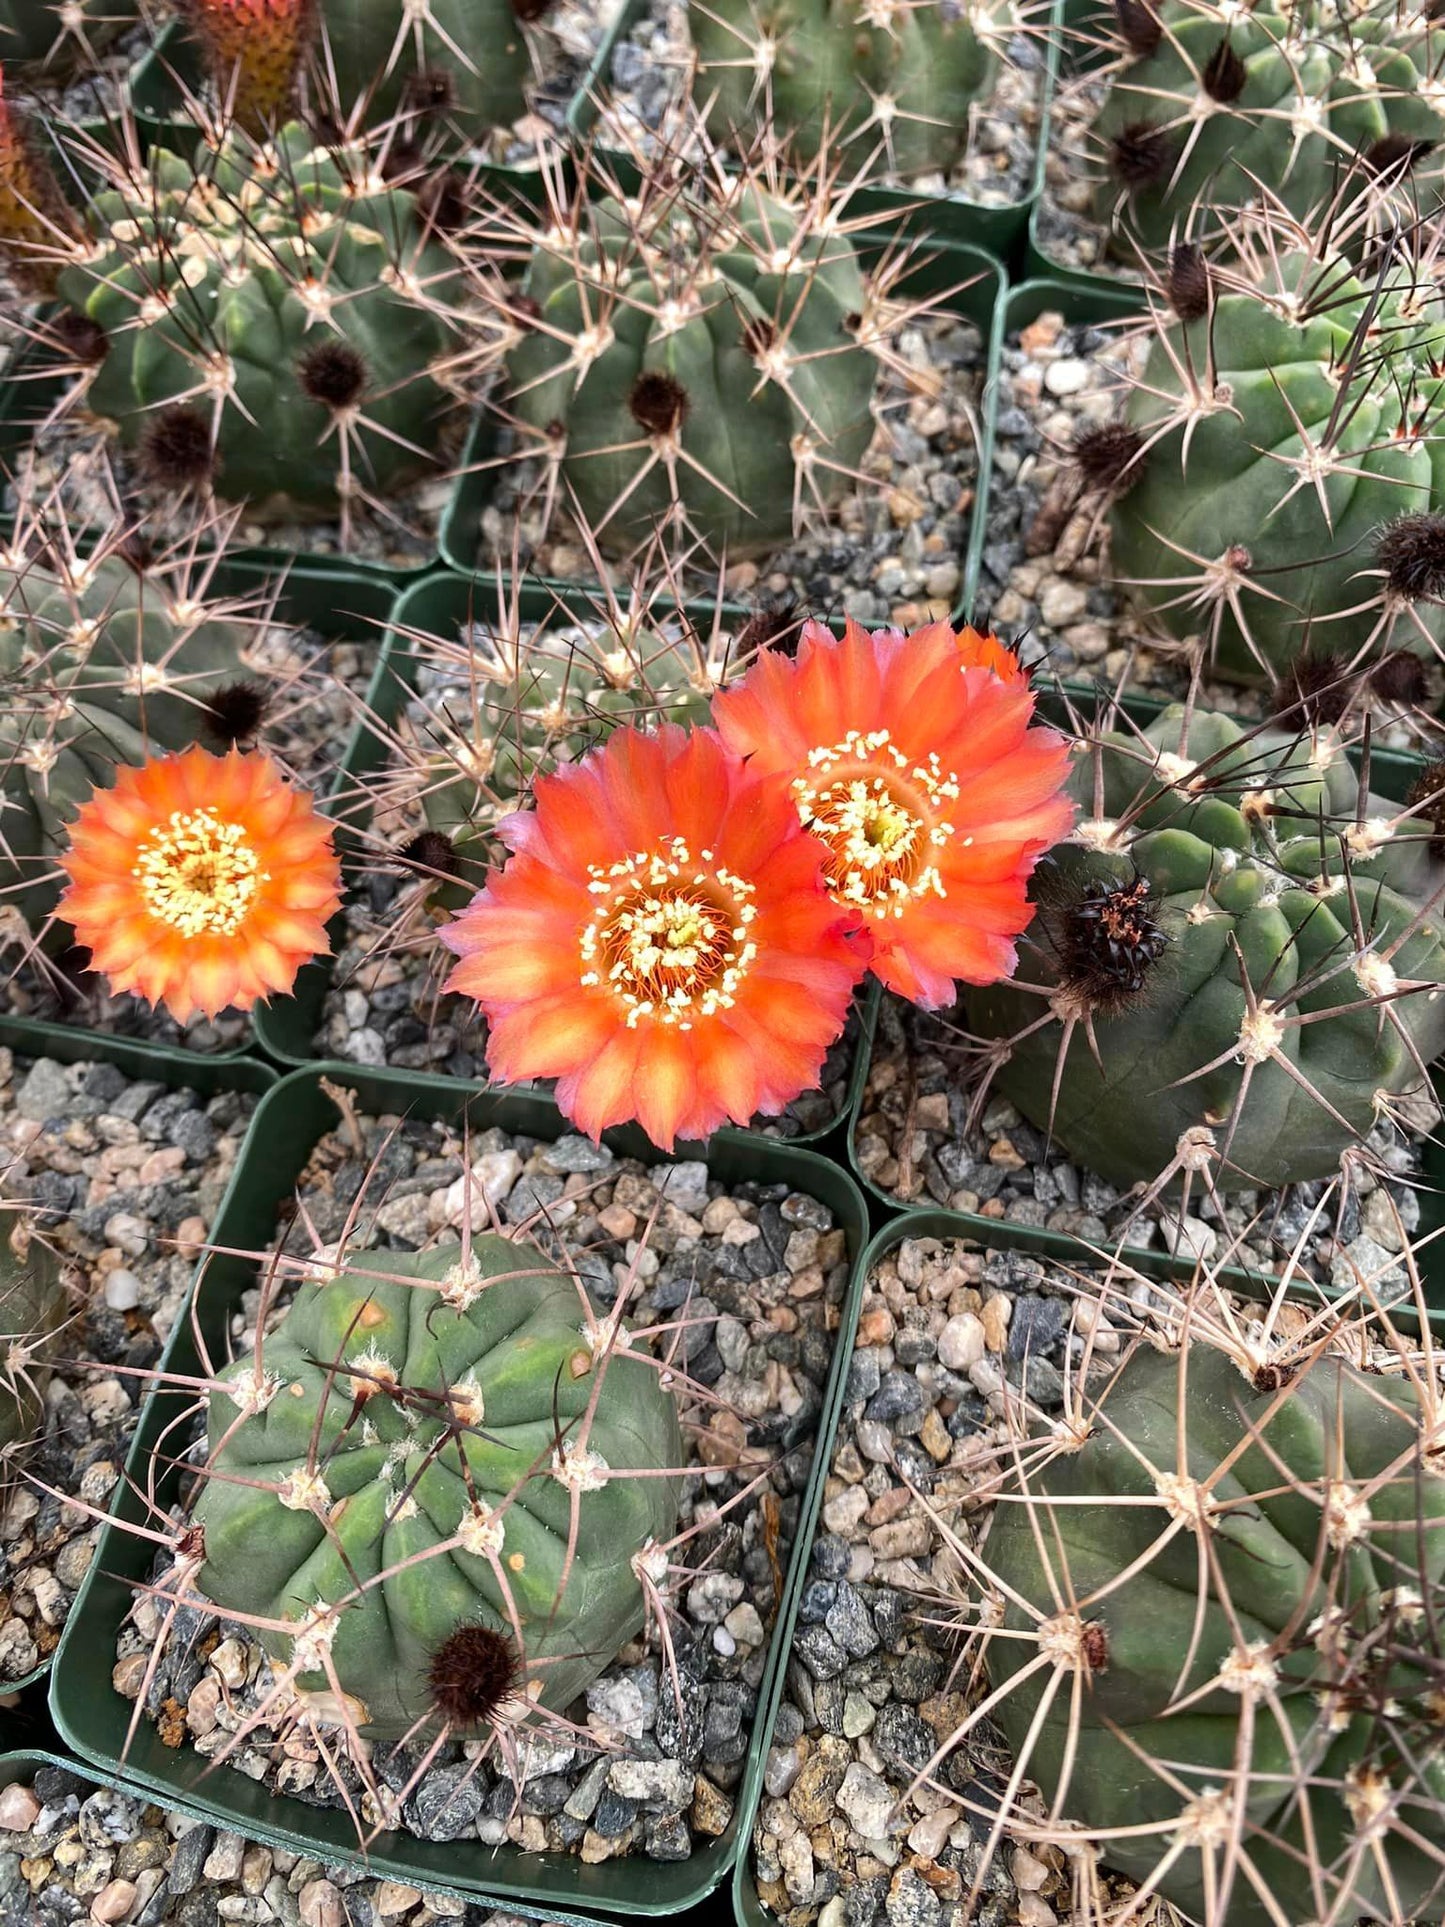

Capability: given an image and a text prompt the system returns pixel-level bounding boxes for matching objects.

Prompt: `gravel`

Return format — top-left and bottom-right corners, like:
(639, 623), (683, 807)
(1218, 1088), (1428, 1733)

(0, 1051), (258, 1680)
(592, 5), (1044, 212)
(976, 310), (1445, 749)
(0, 1761), (577, 1927)
(477, 314), (982, 625)
(749, 1232), (1105, 1927)
(115, 1102), (852, 1866)
(853, 991), (1432, 1295)
(1031, 70), (1124, 281)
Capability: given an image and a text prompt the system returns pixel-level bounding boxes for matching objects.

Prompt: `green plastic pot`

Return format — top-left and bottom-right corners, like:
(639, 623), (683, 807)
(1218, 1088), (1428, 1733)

(985, 278), (1445, 752)
(0, 1750), (620, 1927)
(1023, 0), (1139, 293)
(0, 1033), (275, 1699)
(438, 237), (1006, 619)
(567, 0), (1063, 260)
(0, 562), (396, 1074)
(729, 1207), (1116, 1927)
(48, 1061), (871, 1920)
(253, 569), (877, 1146)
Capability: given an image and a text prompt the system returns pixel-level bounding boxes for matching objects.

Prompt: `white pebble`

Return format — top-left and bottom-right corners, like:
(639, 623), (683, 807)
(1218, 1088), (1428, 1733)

(103, 1269), (142, 1312)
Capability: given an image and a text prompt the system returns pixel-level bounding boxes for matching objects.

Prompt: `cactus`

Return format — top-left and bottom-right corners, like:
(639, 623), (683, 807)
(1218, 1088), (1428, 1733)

(314, 0), (546, 141)
(1088, 0), (1445, 260)
(0, 1211), (69, 1475)
(0, 530), (260, 939)
(980, 1329), (1445, 1927)
(689, 0), (1016, 181)
(1088, 217), (1445, 685)
(498, 166), (879, 558)
(0, 0), (142, 74)
(0, 67), (80, 292)
(406, 614), (726, 909)
(50, 120), (466, 527)
(964, 704), (1445, 1191)
(193, 1234), (683, 1738)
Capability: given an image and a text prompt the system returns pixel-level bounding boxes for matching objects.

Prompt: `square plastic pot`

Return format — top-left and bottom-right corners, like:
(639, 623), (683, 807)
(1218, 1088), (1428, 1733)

(0, 562), (396, 1075)
(567, 0), (1064, 260)
(47, 1062), (872, 1922)
(986, 277), (1445, 754)
(0, 1033), (274, 1698)
(728, 1209), (1095, 1927)
(1023, 0), (1144, 294)
(438, 239), (1007, 622)
(252, 570), (879, 1146)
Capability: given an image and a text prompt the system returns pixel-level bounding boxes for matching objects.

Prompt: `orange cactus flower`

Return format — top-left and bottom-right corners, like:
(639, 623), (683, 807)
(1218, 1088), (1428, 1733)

(441, 724), (867, 1151)
(712, 618), (1075, 1007)
(58, 747), (342, 1022)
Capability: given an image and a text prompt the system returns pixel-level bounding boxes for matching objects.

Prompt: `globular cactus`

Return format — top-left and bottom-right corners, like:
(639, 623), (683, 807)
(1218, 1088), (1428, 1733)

(689, 0), (1017, 180)
(0, 524), (260, 939)
(193, 1234), (683, 1738)
(406, 614), (726, 909)
(0, 0), (142, 74)
(1088, 0), (1445, 260)
(1081, 216), (1445, 685)
(497, 165), (880, 559)
(964, 704), (1445, 1191)
(981, 1328), (1445, 1927)
(0, 68), (79, 292)
(0, 1210), (70, 1477)
(46, 121), (466, 527)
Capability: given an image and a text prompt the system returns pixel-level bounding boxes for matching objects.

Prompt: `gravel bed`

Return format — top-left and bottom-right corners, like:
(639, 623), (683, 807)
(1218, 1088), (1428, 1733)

(593, 5), (1043, 212)
(114, 1105), (852, 1866)
(9, 414), (460, 575)
(6, 17), (159, 133)
(0, 1051), (258, 1682)
(977, 310), (1445, 748)
(0, 1760), (578, 1927)
(0, 618), (377, 1053)
(1031, 70), (1125, 282)
(750, 1231), (1112, 1927)
(477, 315), (981, 627)
(854, 993), (1432, 1294)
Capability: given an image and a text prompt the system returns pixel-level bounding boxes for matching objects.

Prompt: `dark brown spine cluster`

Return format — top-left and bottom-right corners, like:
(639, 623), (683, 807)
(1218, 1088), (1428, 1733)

(1055, 871), (1170, 1013)
(1201, 38), (1246, 104)
(1406, 762), (1445, 861)
(629, 370), (690, 436)
(1113, 0), (1162, 56)
(139, 405), (216, 489)
(1109, 121), (1175, 188)
(398, 829), (460, 878)
(1073, 421), (1145, 495)
(1167, 243), (1210, 322)
(202, 680), (270, 746)
(1273, 652), (1355, 728)
(1376, 512), (1445, 602)
(297, 339), (369, 411)
(426, 1623), (523, 1729)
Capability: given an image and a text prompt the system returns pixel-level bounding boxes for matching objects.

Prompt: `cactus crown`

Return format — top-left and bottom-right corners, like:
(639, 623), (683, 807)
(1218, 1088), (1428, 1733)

(1082, 203), (1445, 684)
(1086, 0), (1445, 260)
(966, 1274), (1445, 1927)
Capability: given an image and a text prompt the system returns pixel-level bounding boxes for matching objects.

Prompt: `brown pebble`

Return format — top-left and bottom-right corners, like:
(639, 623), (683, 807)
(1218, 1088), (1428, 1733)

(157, 1697), (186, 1747)
(89, 1879), (137, 1924)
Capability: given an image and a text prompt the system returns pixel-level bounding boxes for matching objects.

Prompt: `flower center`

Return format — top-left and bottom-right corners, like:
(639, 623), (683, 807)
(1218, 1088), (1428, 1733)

(581, 837), (757, 1028)
(134, 807), (265, 937)
(793, 730), (959, 913)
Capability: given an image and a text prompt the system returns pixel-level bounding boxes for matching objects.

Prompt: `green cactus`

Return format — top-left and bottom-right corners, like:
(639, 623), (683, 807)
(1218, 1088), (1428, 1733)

(964, 705), (1445, 1191)
(0, 0), (141, 73)
(1092, 225), (1445, 685)
(982, 1336), (1445, 1927)
(1089, 0), (1445, 260)
(502, 180), (877, 557)
(410, 619), (723, 908)
(0, 1214), (69, 1472)
(0, 547), (255, 936)
(313, 0), (543, 140)
(193, 1235), (683, 1739)
(689, 0), (1014, 181)
(53, 122), (465, 524)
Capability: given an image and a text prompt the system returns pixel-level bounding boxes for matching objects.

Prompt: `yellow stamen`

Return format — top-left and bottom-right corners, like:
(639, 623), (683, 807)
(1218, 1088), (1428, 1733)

(134, 807), (265, 937)
(580, 838), (757, 1029)
(793, 729), (958, 916)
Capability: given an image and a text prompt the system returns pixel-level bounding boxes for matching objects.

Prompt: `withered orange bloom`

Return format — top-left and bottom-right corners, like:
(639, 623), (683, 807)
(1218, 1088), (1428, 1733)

(441, 724), (867, 1151)
(712, 618), (1076, 1007)
(58, 747), (342, 1022)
